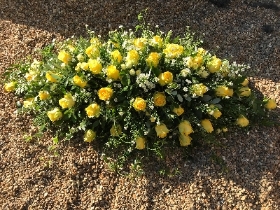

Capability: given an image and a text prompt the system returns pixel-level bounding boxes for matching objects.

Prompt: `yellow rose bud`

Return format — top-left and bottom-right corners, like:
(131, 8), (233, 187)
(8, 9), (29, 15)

(212, 109), (222, 119)
(85, 103), (101, 118)
(85, 45), (100, 58)
(111, 50), (122, 63)
(80, 62), (89, 71)
(25, 70), (37, 81)
(215, 86), (233, 97)
(179, 134), (192, 147)
(134, 38), (146, 50)
(107, 65), (120, 80)
(133, 97), (146, 111)
(59, 93), (75, 109)
(236, 115), (249, 127)
(197, 48), (206, 55)
(126, 50), (139, 68)
(58, 50), (71, 64)
(47, 108), (62, 122)
(84, 129), (96, 143)
(4, 82), (16, 92)
(201, 119), (214, 133)
(264, 99), (277, 110)
(98, 87), (113, 101)
(191, 83), (208, 97)
(151, 35), (163, 47)
(153, 92), (166, 107)
(73, 75), (87, 88)
(39, 91), (50, 100)
(110, 124), (122, 137)
(207, 56), (222, 73)
(135, 136), (146, 150)
(146, 52), (160, 68)
(155, 124), (169, 138)
(150, 116), (156, 122)
(46, 71), (59, 83)
(241, 78), (249, 86)
(173, 105), (184, 116)
(163, 44), (184, 59)
(23, 98), (34, 108)
(76, 54), (84, 62)
(239, 87), (251, 97)
(88, 59), (102, 74)
(222, 127), (228, 132)
(158, 71), (173, 86)
(179, 120), (194, 136)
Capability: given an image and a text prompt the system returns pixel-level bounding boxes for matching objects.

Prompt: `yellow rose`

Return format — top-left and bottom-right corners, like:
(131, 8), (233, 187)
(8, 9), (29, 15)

(163, 44), (184, 59)
(25, 70), (38, 81)
(47, 108), (62, 122)
(179, 134), (192, 147)
(207, 56), (222, 73)
(146, 52), (160, 68)
(4, 82), (16, 92)
(85, 103), (100, 118)
(135, 136), (146, 150)
(111, 50), (122, 63)
(23, 98), (34, 108)
(126, 50), (139, 68)
(73, 75), (87, 88)
(98, 87), (113, 101)
(133, 97), (146, 111)
(158, 71), (173, 86)
(153, 92), (166, 107)
(59, 93), (75, 109)
(187, 55), (203, 69)
(85, 45), (100, 58)
(58, 50), (71, 64)
(110, 124), (122, 137)
(88, 59), (102, 74)
(236, 115), (249, 127)
(84, 129), (96, 143)
(151, 35), (163, 47)
(173, 105), (184, 116)
(201, 119), (214, 133)
(191, 83), (208, 97)
(134, 38), (146, 50)
(80, 62), (89, 71)
(241, 78), (249, 86)
(107, 65), (120, 80)
(239, 87), (251, 97)
(215, 86), (233, 97)
(46, 71), (59, 83)
(39, 91), (50, 100)
(179, 120), (194, 136)
(155, 124), (169, 138)
(264, 99), (277, 110)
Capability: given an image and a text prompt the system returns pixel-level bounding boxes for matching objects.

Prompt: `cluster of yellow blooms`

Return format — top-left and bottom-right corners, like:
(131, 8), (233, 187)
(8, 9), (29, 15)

(3, 31), (278, 152)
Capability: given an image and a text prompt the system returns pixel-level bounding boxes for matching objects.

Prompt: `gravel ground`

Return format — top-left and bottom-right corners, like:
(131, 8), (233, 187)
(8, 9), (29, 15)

(0, 0), (280, 209)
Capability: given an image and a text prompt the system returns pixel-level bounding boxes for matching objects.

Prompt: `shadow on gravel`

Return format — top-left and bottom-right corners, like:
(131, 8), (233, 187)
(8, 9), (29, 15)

(1, 0), (279, 209)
